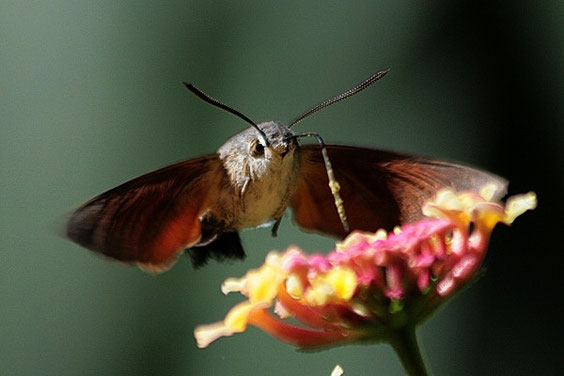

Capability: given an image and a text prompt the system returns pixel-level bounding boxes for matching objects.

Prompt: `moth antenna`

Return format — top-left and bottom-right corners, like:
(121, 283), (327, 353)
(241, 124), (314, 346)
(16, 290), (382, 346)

(288, 69), (390, 128)
(289, 132), (350, 233)
(183, 82), (269, 146)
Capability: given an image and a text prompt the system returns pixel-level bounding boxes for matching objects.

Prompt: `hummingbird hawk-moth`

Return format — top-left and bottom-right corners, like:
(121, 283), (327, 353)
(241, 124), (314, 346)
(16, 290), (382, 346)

(65, 70), (506, 273)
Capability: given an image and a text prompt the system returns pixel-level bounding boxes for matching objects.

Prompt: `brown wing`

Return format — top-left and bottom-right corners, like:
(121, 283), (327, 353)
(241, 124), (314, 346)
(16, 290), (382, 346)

(66, 154), (223, 272)
(291, 145), (507, 239)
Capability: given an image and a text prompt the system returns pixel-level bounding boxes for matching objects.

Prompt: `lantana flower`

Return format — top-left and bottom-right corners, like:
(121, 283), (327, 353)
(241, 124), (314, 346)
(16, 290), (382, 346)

(194, 185), (536, 375)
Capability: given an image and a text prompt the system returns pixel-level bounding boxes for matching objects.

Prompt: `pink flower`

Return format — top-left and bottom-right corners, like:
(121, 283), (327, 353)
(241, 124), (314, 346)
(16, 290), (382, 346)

(194, 185), (536, 373)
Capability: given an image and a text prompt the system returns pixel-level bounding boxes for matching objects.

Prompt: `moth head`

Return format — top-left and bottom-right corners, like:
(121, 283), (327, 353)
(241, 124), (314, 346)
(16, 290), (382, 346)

(219, 122), (296, 162)
(214, 122), (296, 187)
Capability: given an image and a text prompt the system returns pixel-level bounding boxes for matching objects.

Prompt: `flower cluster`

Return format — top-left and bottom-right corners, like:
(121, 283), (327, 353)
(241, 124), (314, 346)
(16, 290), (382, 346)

(194, 185), (536, 350)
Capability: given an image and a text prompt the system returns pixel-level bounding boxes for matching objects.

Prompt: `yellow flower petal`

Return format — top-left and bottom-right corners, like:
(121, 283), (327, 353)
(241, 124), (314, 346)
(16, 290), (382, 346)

(194, 321), (233, 348)
(473, 203), (506, 230)
(336, 231), (370, 251)
(337, 230), (387, 251)
(504, 191), (537, 224)
(326, 268), (358, 300)
(331, 365), (344, 376)
(422, 188), (469, 223)
(305, 282), (333, 306)
(247, 265), (284, 303)
(224, 301), (254, 332)
(435, 188), (464, 210)
(221, 277), (245, 295)
(285, 274), (304, 299)
(306, 268), (358, 306)
(480, 183), (500, 201)
(194, 301), (256, 348)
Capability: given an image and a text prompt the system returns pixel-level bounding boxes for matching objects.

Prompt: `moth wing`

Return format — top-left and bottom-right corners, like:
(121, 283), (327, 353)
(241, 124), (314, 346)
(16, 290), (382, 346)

(290, 145), (507, 239)
(66, 154), (223, 273)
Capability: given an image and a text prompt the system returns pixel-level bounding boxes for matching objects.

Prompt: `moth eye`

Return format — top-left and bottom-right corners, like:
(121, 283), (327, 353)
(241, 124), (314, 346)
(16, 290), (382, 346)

(249, 139), (265, 157)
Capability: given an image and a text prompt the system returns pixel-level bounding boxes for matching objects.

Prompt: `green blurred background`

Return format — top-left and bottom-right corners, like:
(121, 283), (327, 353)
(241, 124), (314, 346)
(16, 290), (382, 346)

(2, 1), (562, 375)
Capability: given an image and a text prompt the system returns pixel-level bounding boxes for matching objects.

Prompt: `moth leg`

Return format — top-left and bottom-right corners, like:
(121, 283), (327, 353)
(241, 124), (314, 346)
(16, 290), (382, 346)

(240, 176), (251, 197)
(271, 217), (282, 237)
(270, 199), (292, 238)
(238, 175), (251, 212)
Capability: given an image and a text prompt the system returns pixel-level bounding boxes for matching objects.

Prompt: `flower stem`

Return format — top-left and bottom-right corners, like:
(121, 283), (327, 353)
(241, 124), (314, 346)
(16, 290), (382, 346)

(389, 325), (429, 376)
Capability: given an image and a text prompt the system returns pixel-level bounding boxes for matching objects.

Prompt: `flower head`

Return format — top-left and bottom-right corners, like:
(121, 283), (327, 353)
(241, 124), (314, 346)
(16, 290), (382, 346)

(195, 185), (536, 349)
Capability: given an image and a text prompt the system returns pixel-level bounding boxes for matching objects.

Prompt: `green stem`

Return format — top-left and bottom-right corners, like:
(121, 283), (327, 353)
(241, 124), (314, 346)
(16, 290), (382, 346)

(389, 325), (429, 376)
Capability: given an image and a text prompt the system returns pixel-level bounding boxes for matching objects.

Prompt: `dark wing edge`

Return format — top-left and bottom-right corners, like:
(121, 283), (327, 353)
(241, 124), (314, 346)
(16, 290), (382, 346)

(66, 154), (223, 273)
(290, 145), (507, 239)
